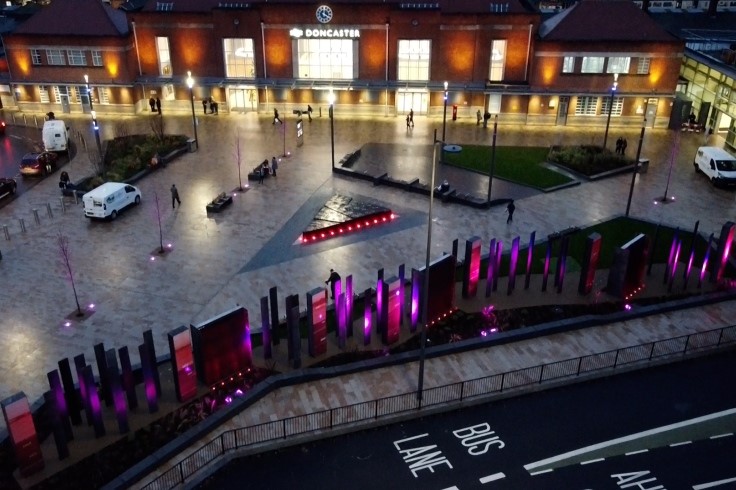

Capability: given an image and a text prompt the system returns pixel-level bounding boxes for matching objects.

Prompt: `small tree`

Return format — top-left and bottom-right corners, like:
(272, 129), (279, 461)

(234, 132), (244, 191)
(149, 114), (164, 143)
(87, 148), (106, 179)
(154, 192), (164, 254)
(113, 121), (131, 139)
(57, 231), (83, 317)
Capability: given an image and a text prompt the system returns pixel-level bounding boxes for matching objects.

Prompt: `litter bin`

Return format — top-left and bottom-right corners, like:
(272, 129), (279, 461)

(187, 138), (198, 153)
(638, 158), (649, 174)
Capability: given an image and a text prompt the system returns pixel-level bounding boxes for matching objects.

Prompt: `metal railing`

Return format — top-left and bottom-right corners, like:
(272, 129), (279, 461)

(140, 325), (736, 490)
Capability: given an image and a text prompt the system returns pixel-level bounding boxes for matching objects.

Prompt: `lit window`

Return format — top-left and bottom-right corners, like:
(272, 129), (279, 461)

(574, 96), (598, 116)
(637, 57), (651, 75)
(156, 37), (172, 77)
(97, 87), (109, 104)
(223, 38), (255, 78)
(581, 56), (604, 73)
(46, 49), (65, 66)
(67, 50), (87, 66)
(489, 40), (506, 81)
(607, 57), (630, 74)
(398, 39), (431, 81)
(297, 39), (353, 79)
(562, 56), (575, 73)
(92, 51), (103, 67)
(39, 86), (50, 104)
(31, 49), (42, 65)
(487, 94), (501, 114)
(601, 96), (624, 116)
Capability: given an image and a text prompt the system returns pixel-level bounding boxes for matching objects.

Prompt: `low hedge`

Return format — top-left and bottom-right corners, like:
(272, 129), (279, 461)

(105, 134), (188, 181)
(548, 144), (633, 176)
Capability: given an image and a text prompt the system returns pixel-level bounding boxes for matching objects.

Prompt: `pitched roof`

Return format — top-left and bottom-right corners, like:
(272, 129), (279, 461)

(539, 0), (678, 42)
(14, 0), (128, 37)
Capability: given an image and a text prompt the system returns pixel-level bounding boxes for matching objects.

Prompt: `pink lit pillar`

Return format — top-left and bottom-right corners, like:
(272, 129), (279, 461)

(376, 268), (384, 334)
(712, 221), (735, 284)
(73, 354), (91, 426)
(668, 238), (682, 292)
(556, 235), (570, 294)
(410, 269), (420, 332)
(105, 349), (129, 434)
(493, 241), (502, 291)
(337, 292), (346, 349)
(82, 365), (105, 437)
(525, 231), (536, 290)
(138, 343), (159, 414)
(346, 274), (354, 337)
(664, 228), (680, 284)
(485, 238), (496, 298)
(507, 236), (520, 295)
(682, 221), (699, 289)
(242, 309), (253, 367)
(397, 265), (405, 327)
(542, 238), (553, 292)
(363, 287), (372, 345)
(699, 233), (714, 288)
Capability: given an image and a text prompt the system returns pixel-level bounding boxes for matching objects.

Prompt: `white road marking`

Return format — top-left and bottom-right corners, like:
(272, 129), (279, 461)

(524, 408), (736, 472)
(709, 433), (733, 439)
(580, 458), (605, 465)
(625, 449), (649, 455)
(479, 472), (506, 483)
(693, 477), (736, 489)
(530, 469), (553, 476)
(441, 487), (459, 490)
(670, 440), (692, 447)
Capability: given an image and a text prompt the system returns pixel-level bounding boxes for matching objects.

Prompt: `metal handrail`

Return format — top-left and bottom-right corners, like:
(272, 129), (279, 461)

(140, 324), (736, 490)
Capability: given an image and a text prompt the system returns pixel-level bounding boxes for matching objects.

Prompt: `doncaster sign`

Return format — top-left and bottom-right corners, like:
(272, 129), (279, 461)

(290, 27), (361, 39)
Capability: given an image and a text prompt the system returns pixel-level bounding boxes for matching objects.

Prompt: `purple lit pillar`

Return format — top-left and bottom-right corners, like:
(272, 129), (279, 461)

(485, 238), (496, 298)
(363, 287), (372, 345)
(712, 221), (735, 284)
(668, 239), (681, 292)
(138, 343), (159, 414)
(93, 342), (111, 407)
(242, 309), (253, 367)
(143, 330), (161, 397)
(699, 233), (714, 288)
(43, 391), (69, 460)
(307, 287), (328, 356)
(462, 236), (482, 298)
(397, 266), (405, 327)
(556, 235), (570, 294)
(410, 270), (420, 332)
(82, 365), (105, 437)
(542, 238), (553, 292)
(73, 354), (91, 426)
(683, 221), (700, 289)
(664, 228), (680, 284)
(337, 292), (347, 349)
(105, 349), (129, 434)
(376, 268), (384, 334)
(118, 346), (138, 410)
(525, 232), (536, 290)
(346, 274), (354, 337)
(333, 280), (342, 338)
(493, 241), (502, 291)
(260, 296), (272, 359)
(47, 370), (73, 441)
(507, 236), (520, 295)
(57, 358), (81, 426)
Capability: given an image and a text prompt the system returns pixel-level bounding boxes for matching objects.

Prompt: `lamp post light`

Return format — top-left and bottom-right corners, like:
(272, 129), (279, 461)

(186, 71), (198, 146)
(84, 75), (104, 175)
(486, 114), (498, 204)
(329, 90), (335, 170)
(625, 115), (647, 217)
(602, 73), (619, 150)
(417, 129), (441, 402)
(441, 81), (448, 144)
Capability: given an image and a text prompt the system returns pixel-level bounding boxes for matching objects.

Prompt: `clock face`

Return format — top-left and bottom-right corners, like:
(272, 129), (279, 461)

(316, 5), (333, 24)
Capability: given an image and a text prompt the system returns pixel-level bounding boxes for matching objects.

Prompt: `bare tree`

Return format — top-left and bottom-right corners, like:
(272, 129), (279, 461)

(113, 121), (131, 139)
(154, 192), (164, 254)
(235, 132), (244, 191)
(57, 231), (83, 317)
(87, 148), (106, 179)
(149, 114), (164, 143)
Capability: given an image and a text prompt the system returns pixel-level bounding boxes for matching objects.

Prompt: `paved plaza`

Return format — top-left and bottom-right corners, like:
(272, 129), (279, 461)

(0, 108), (734, 444)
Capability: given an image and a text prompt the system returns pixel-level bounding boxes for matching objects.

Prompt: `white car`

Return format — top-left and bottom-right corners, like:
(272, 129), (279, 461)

(83, 182), (141, 220)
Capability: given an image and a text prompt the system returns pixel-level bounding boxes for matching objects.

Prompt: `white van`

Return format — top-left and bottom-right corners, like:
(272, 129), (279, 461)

(42, 120), (69, 152)
(83, 182), (141, 220)
(694, 146), (736, 186)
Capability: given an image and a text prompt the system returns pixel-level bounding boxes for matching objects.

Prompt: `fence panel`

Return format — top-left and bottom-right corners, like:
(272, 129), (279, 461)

(421, 383), (462, 408)
(462, 374), (503, 399)
(686, 330), (724, 351)
(721, 325), (736, 345)
(615, 344), (652, 366)
(284, 411), (331, 437)
(180, 437), (223, 481)
(541, 358), (580, 382)
(651, 336), (688, 358)
(376, 392), (419, 417)
(141, 466), (181, 490)
(235, 420), (284, 446)
(332, 400), (375, 427)
(579, 350), (617, 373)
(502, 366), (542, 390)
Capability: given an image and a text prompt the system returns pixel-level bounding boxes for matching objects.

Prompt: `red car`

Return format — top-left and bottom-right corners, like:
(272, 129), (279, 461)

(20, 151), (59, 176)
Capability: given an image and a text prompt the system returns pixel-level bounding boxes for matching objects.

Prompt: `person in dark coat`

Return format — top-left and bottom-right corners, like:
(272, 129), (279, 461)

(271, 156), (278, 177)
(325, 269), (341, 299)
(155, 97), (161, 114)
(615, 137), (623, 155)
(202, 99), (207, 115)
(273, 108), (282, 124)
(170, 184), (181, 209)
(307, 104), (313, 122)
(149, 97), (156, 112)
(409, 108), (414, 127)
(506, 200), (515, 224)
(621, 138), (628, 155)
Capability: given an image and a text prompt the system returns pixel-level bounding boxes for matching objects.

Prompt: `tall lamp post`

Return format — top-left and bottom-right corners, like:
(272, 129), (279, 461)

(625, 115), (647, 217)
(602, 73), (619, 150)
(84, 75), (103, 172)
(186, 71), (198, 146)
(486, 114), (498, 204)
(441, 81), (448, 143)
(329, 90), (335, 170)
(417, 130), (441, 402)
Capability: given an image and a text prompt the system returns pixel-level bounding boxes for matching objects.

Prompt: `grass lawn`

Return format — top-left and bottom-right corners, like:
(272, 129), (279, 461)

(442, 145), (573, 189)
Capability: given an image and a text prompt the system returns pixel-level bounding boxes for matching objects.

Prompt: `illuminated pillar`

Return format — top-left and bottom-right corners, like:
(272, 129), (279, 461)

(485, 238), (496, 298)
(410, 270), (420, 332)
(711, 221), (735, 284)
(699, 233), (714, 288)
(508, 236), (520, 295)
(138, 343), (159, 414)
(306, 287), (328, 356)
(683, 221), (700, 289)
(524, 232), (536, 290)
(105, 349), (129, 434)
(346, 275), (354, 337)
(462, 236), (481, 298)
(363, 288), (372, 346)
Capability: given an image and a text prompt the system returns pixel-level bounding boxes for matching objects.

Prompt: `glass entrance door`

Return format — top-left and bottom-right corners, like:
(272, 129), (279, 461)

(396, 91), (428, 115)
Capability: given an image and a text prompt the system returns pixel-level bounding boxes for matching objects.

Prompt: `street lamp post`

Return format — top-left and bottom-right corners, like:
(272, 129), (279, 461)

(329, 90), (335, 170)
(441, 81), (448, 144)
(417, 129), (441, 402)
(625, 116), (647, 217)
(186, 71), (198, 146)
(486, 114), (498, 204)
(84, 75), (103, 173)
(602, 73), (619, 150)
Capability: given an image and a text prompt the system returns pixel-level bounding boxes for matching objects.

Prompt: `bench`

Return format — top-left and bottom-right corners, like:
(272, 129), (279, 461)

(206, 192), (233, 213)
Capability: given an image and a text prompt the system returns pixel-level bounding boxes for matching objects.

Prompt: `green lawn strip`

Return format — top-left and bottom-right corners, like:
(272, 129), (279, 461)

(443, 145), (573, 189)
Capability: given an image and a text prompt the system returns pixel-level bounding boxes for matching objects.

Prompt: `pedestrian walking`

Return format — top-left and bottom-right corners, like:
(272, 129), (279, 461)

(202, 99), (207, 115)
(406, 114), (411, 128)
(258, 161), (267, 184)
(273, 108), (282, 124)
(325, 268), (341, 299)
(615, 137), (623, 154)
(506, 200), (515, 224)
(409, 108), (414, 127)
(170, 184), (181, 209)
(307, 104), (313, 122)
(209, 97), (215, 114)
(476, 109), (482, 126)
(271, 156), (278, 177)
(213, 101), (219, 115)
(621, 138), (628, 155)
(149, 97), (156, 112)
(155, 97), (161, 115)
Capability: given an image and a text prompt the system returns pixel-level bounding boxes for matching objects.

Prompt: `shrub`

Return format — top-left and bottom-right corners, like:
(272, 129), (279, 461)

(549, 145), (633, 176)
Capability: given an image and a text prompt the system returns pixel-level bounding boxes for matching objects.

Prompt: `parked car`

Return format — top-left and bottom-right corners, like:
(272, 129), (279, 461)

(0, 120), (6, 136)
(20, 151), (59, 176)
(0, 177), (16, 198)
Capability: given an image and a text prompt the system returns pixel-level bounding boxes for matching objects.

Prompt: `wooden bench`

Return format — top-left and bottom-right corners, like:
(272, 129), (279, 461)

(206, 192), (233, 213)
